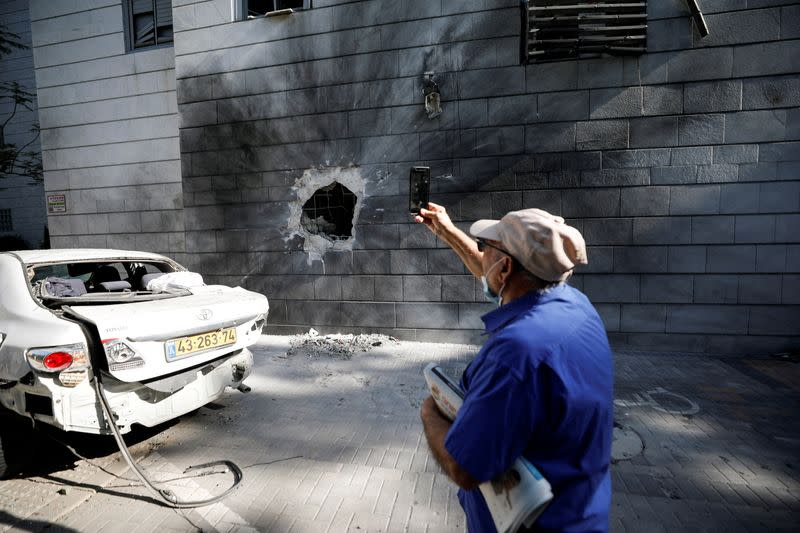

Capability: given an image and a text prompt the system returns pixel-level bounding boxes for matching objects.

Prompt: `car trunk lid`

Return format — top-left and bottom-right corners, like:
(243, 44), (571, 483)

(64, 285), (268, 382)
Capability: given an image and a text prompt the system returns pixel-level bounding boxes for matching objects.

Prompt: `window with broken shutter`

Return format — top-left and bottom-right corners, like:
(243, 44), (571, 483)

(243, 0), (309, 18)
(520, 1), (647, 63)
(125, 0), (173, 51)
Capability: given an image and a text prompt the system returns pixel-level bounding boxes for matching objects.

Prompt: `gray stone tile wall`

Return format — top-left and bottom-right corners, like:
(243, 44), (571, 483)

(28, 0), (185, 260)
(167, 0), (800, 353)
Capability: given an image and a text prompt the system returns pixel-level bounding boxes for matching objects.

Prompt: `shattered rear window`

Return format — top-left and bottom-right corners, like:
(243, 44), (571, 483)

(29, 260), (177, 300)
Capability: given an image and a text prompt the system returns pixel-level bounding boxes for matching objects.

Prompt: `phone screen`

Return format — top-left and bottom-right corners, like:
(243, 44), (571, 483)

(409, 166), (430, 214)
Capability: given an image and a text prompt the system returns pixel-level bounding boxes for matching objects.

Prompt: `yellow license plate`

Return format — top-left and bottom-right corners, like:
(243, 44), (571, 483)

(165, 328), (237, 361)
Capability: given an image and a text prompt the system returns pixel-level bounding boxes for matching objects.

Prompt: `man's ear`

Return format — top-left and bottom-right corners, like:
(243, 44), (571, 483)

(499, 255), (514, 282)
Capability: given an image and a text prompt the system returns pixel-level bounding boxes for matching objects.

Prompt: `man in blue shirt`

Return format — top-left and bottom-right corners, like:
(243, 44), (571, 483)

(416, 205), (613, 532)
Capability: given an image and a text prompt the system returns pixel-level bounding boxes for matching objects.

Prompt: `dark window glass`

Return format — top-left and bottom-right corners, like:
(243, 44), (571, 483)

(246, 0), (307, 17)
(126, 0), (173, 50)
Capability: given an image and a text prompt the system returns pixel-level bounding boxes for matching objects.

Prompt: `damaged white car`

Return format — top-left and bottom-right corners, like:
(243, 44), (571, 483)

(0, 249), (268, 477)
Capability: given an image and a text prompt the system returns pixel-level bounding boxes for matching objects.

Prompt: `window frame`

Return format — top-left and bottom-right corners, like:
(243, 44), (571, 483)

(238, 0), (311, 20)
(122, 0), (174, 53)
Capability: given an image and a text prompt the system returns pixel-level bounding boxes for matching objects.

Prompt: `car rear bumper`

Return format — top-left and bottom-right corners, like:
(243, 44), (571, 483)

(0, 349), (253, 434)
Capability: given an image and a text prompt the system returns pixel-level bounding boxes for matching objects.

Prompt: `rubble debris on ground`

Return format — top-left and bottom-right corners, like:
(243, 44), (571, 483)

(284, 329), (399, 359)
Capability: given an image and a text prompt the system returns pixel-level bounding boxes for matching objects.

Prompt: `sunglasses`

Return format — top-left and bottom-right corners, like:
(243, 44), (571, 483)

(476, 239), (510, 255)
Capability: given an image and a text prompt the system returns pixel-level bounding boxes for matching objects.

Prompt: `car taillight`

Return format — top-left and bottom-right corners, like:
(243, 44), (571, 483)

(102, 339), (135, 362)
(27, 343), (87, 373)
(43, 351), (73, 370)
(102, 339), (144, 371)
(251, 314), (266, 332)
(58, 370), (88, 387)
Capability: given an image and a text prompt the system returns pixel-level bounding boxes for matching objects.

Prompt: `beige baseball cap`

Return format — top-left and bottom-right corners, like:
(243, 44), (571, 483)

(469, 208), (588, 282)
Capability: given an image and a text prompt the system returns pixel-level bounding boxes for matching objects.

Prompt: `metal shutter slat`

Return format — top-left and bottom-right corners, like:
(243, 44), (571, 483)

(131, 0), (153, 15)
(523, 0), (648, 63)
(155, 0), (172, 26)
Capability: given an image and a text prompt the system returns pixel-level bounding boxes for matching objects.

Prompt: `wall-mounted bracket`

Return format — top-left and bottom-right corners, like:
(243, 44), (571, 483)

(422, 71), (441, 119)
(686, 0), (709, 38)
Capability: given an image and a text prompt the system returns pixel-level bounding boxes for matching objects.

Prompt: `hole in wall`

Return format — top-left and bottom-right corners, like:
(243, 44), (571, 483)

(300, 182), (357, 240)
(286, 166), (365, 264)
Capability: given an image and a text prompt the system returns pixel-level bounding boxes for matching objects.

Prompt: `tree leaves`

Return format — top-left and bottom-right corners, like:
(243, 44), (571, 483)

(0, 24), (26, 57)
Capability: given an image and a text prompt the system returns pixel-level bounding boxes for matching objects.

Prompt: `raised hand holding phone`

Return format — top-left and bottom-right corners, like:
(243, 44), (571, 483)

(408, 166), (430, 215)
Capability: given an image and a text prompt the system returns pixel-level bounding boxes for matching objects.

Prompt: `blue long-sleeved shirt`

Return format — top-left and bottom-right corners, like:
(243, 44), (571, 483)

(445, 284), (614, 532)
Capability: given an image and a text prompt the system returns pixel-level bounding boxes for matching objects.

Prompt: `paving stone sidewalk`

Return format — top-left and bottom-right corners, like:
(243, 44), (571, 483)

(0, 335), (798, 532)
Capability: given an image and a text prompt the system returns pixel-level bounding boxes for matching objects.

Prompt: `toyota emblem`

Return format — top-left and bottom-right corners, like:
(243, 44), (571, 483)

(197, 309), (213, 321)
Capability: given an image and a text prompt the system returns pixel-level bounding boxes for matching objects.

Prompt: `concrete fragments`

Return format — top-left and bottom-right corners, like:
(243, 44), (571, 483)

(299, 213), (338, 236)
(284, 328), (398, 359)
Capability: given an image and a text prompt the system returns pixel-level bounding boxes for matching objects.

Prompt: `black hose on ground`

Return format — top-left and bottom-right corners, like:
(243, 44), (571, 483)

(91, 371), (243, 508)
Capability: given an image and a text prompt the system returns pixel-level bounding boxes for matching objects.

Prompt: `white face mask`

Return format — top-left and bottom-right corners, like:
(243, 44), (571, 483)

(480, 258), (506, 306)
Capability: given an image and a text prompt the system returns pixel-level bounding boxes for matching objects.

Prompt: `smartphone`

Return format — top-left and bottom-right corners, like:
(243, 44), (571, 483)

(408, 166), (430, 214)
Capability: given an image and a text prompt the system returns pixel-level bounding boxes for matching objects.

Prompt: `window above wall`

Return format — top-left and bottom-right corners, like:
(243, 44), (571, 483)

(521, 0), (647, 63)
(123, 0), (173, 51)
(244, 0), (309, 18)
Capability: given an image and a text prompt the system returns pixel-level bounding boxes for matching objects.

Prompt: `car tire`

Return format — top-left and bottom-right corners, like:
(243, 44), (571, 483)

(0, 430), (10, 479)
(0, 411), (26, 479)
